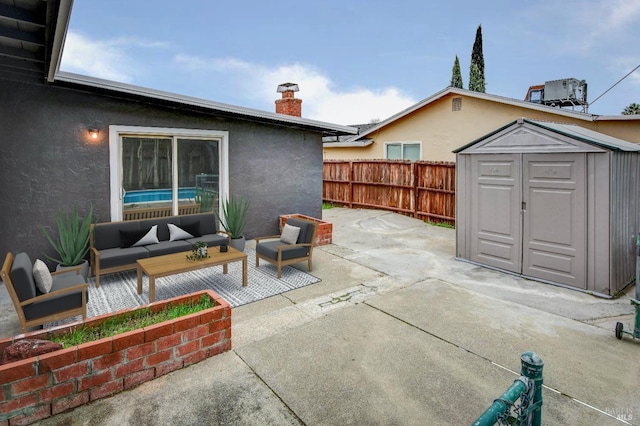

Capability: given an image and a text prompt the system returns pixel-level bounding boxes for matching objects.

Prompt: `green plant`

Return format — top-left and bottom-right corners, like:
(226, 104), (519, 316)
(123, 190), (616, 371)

(216, 195), (250, 239)
(42, 205), (94, 267)
(194, 188), (215, 213)
(429, 220), (455, 229)
(50, 294), (214, 347)
(186, 241), (209, 261)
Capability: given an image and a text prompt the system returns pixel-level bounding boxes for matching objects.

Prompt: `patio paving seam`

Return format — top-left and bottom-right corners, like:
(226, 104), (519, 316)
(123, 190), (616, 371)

(234, 350), (306, 425)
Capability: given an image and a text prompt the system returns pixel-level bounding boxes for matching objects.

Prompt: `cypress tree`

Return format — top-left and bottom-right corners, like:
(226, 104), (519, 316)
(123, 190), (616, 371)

(468, 63), (485, 92)
(450, 55), (463, 88)
(469, 25), (486, 93)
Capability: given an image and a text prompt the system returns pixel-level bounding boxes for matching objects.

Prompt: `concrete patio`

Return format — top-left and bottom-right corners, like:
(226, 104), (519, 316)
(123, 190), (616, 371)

(1, 208), (638, 425)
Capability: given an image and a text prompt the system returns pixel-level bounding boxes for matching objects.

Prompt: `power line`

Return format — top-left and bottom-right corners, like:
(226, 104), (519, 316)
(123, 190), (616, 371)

(590, 64), (640, 106)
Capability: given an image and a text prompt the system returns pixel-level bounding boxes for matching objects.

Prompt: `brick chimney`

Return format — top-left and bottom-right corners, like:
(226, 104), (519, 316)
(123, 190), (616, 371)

(275, 83), (302, 117)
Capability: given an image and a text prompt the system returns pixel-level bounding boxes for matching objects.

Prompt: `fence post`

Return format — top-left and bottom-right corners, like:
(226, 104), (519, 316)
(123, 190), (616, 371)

(520, 351), (544, 426)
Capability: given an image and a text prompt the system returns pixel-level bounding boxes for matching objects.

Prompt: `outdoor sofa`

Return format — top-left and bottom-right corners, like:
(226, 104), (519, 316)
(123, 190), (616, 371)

(90, 212), (230, 287)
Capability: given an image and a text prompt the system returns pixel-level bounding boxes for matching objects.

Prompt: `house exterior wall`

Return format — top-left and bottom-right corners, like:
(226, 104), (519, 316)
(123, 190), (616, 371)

(323, 93), (640, 161)
(0, 79), (323, 267)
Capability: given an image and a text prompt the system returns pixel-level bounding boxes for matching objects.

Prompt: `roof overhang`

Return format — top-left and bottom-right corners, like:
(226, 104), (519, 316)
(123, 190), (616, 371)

(0, 0), (73, 82)
(323, 139), (374, 148)
(54, 72), (358, 135)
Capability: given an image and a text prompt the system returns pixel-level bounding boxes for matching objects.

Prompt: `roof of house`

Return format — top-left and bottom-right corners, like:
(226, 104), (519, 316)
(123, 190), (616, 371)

(0, 0), (71, 83)
(0, 0), (357, 136)
(55, 72), (357, 135)
(453, 118), (640, 153)
(332, 87), (640, 145)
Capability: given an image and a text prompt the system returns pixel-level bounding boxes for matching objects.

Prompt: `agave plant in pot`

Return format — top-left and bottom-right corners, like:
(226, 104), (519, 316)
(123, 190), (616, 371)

(216, 195), (250, 252)
(42, 204), (94, 280)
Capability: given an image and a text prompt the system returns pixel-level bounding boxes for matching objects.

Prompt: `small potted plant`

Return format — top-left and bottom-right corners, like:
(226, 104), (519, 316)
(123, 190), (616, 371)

(42, 205), (94, 279)
(216, 195), (250, 252)
(186, 241), (209, 261)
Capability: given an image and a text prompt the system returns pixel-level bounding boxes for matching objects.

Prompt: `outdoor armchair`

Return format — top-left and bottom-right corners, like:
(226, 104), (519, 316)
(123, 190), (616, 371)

(1, 252), (88, 333)
(255, 218), (318, 278)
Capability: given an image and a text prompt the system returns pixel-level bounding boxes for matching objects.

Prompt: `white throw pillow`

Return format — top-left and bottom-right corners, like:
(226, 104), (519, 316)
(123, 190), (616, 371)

(168, 223), (194, 242)
(280, 223), (301, 245)
(33, 259), (53, 293)
(133, 225), (160, 246)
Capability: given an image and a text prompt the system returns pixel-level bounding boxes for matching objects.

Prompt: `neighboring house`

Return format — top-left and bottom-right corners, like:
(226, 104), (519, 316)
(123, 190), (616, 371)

(0, 1), (356, 265)
(323, 87), (640, 161)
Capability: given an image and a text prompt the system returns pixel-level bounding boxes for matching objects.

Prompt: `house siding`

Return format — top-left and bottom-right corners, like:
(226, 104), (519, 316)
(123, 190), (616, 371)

(0, 79), (323, 267)
(324, 92), (640, 162)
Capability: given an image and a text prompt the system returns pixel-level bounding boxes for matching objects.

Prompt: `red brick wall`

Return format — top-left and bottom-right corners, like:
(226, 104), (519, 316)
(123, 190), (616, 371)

(0, 291), (231, 425)
(279, 214), (332, 246)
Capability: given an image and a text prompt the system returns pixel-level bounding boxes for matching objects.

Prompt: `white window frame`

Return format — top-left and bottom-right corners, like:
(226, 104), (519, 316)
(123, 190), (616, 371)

(109, 125), (229, 221)
(383, 141), (422, 161)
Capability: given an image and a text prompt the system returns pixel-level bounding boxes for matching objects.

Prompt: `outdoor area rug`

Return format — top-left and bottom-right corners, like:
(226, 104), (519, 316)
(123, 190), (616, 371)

(83, 248), (321, 318)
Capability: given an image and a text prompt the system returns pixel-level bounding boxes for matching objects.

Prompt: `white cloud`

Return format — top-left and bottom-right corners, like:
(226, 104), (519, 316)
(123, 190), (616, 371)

(174, 55), (416, 124)
(60, 32), (170, 82)
(60, 32), (137, 82)
(61, 34), (417, 124)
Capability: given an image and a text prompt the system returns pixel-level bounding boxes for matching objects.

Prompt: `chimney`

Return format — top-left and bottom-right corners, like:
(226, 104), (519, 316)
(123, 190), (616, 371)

(275, 83), (302, 117)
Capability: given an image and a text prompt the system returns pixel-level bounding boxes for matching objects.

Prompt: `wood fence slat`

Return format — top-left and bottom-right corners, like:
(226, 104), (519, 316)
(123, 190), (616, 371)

(323, 160), (456, 226)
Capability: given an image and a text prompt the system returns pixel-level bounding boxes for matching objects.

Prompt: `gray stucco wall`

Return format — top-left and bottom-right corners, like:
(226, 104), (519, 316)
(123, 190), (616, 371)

(0, 79), (323, 268)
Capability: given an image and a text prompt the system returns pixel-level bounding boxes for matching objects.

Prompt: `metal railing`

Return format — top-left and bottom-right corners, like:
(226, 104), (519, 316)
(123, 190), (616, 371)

(472, 352), (544, 426)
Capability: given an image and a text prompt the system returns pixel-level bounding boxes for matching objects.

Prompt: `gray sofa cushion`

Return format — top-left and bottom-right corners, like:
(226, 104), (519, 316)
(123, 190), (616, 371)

(256, 240), (310, 261)
(98, 246), (150, 269)
(186, 234), (228, 248)
(180, 213), (218, 236)
(11, 253), (36, 301)
(120, 228), (153, 248)
(94, 221), (140, 250)
(23, 273), (87, 321)
(144, 240), (192, 257)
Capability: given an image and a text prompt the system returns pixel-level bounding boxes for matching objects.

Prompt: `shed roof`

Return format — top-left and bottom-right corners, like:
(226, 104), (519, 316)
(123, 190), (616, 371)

(454, 118), (640, 153)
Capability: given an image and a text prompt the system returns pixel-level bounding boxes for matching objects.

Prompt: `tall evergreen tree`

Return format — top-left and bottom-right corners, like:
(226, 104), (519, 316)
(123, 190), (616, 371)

(450, 55), (463, 88)
(469, 25), (486, 93)
(468, 63), (485, 92)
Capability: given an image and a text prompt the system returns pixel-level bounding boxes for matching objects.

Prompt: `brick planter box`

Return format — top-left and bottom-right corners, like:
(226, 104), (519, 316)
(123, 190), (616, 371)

(0, 290), (231, 425)
(279, 214), (332, 246)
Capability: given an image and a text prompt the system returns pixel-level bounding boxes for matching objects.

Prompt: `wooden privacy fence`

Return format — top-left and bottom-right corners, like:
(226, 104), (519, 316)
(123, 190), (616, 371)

(323, 160), (456, 226)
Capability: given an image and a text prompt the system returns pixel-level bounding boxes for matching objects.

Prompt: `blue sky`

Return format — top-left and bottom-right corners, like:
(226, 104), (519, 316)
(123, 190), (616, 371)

(61, 0), (640, 125)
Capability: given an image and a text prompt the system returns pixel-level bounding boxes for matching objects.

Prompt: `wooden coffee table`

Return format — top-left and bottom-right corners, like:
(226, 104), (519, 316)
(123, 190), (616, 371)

(136, 246), (248, 302)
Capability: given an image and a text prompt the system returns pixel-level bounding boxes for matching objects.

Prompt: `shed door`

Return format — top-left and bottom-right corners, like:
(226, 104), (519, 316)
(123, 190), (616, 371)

(522, 154), (586, 288)
(470, 154), (522, 273)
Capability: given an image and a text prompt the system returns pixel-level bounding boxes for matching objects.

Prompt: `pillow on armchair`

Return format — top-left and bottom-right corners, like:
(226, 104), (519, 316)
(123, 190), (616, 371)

(32, 259), (53, 293)
(280, 224), (301, 245)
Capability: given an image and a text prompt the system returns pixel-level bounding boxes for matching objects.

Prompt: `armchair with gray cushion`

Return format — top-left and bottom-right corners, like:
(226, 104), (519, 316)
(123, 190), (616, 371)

(1, 252), (88, 333)
(255, 218), (318, 278)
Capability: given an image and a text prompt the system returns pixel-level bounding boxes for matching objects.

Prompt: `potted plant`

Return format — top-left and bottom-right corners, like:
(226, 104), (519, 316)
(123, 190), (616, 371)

(216, 195), (250, 251)
(42, 204), (94, 280)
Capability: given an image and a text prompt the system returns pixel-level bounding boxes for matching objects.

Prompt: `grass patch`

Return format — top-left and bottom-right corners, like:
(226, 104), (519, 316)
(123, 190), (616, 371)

(50, 295), (215, 347)
(428, 221), (455, 229)
(322, 202), (335, 210)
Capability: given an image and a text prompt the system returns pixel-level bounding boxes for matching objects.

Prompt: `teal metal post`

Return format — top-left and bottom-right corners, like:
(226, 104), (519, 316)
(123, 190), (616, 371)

(471, 378), (528, 425)
(520, 351), (544, 426)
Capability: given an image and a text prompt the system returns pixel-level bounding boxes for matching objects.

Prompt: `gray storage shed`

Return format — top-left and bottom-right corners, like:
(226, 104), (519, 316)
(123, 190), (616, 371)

(454, 118), (640, 297)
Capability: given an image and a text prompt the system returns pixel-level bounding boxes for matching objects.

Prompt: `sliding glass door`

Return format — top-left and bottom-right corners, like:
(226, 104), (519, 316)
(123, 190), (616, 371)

(110, 126), (228, 221)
